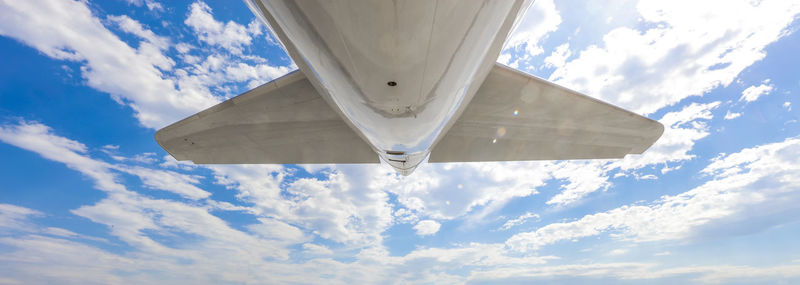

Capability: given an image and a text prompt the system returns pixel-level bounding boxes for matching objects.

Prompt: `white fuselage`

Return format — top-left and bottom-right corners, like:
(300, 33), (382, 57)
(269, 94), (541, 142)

(245, 0), (531, 174)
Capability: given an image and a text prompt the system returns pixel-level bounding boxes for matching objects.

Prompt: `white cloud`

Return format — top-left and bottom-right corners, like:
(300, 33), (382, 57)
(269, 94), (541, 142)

(500, 0), (561, 68)
(185, 2), (256, 54)
(0, 204), (42, 233)
(547, 101), (720, 205)
(372, 161), (552, 220)
(358, 101), (718, 216)
(548, 1), (800, 114)
(0, 119), (550, 283)
(159, 154), (197, 171)
(487, 0), (799, 209)
(0, 0), (293, 130)
(497, 52), (512, 66)
(393, 208), (419, 224)
(113, 165), (209, 200)
(3, 117), (800, 285)
(507, 135), (800, 252)
(302, 243), (333, 256)
(0, 204), (108, 244)
(41, 227), (108, 243)
(724, 111), (741, 120)
(499, 212), (540, 231)
(545, 160), (611, 206)
(0, 120), (326, 284)
(611, 101), (720, 172)
(467, 262), (800, 284)
(608, 248), (628, 255)
(783, 101), (792, 111)
(0, 120), (214, 200)
(543, 43), (571, 69)
(175, 42), (195, 55)
(209, 164), (394, 246)
(0, 0), (222, 129)
(637, 174), (657, 180)
(108, 15), (169, 50)
(413, 220), (441, 236)
(247, 218), (308, 242)
(125, 0), (163, 12)
(224, 61), (291, 88)
(0, 120), (120, 192)
(739, 80), (773, 102)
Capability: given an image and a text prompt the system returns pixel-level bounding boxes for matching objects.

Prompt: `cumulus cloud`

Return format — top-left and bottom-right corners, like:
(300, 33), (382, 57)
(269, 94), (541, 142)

(0, 120), (317, 280)
(125, 0), (163, 11)
(548, 1), (800, 114)
(372, 161), (552, 220)
(543, 43), (571, 69)
(501, 0), (561, 68)
(544, 160), (611, 206)
(413, 220), (441, 236)
(3, 115), (800, 285)
(0, 0), (292, 129)
(546, 101), (720, 206)
(359, 100), (718, 216)
(0, 0), (220, 128)
(609, 101), (720, 172)
(210, 164), (394, 246)
(739, 80), (774, 102)
(491, 0), (797, 208)
(507, 135), (800, 251)
(0, 119), (548, 283)
(724, 111), (741, 120)
(488, 0), (800, 208)
(185, 1), (260, 54)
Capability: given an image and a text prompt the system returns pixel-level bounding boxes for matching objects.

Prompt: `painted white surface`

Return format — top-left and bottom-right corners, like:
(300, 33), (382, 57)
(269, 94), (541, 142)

(430, 64), (663, 162)
(155, 71), (378, 164)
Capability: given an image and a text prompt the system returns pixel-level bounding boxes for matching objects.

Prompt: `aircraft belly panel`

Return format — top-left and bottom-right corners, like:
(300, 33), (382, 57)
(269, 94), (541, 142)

(248, 0), (526, 171)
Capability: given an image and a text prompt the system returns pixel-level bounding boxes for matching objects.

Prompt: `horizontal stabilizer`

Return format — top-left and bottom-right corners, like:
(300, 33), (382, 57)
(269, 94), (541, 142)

(155, 71), (378, 164)
(429, 63), (663, 162)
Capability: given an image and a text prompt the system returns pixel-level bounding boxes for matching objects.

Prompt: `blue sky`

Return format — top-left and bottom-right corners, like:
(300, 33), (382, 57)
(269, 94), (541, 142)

(1, 0), (799, 284)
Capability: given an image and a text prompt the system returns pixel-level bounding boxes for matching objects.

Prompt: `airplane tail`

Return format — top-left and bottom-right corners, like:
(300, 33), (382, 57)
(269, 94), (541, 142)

(156, 64), (662, 173)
